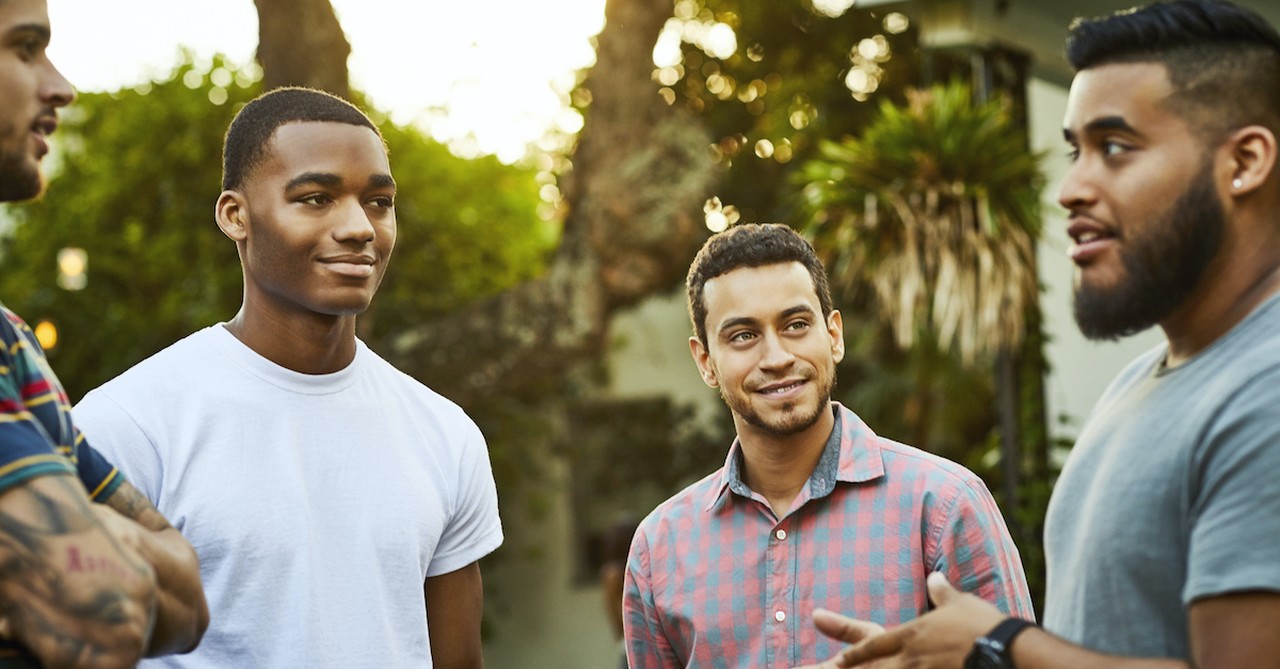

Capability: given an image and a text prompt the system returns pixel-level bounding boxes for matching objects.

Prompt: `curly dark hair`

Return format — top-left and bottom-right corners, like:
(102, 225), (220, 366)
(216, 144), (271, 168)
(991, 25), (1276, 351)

(685, 223), (833, 347)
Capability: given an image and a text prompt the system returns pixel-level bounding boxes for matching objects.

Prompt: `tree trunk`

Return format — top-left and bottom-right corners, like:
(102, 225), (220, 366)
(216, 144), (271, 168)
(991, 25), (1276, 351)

(389, 0), (718, 407)
(253, 0), (351, 98)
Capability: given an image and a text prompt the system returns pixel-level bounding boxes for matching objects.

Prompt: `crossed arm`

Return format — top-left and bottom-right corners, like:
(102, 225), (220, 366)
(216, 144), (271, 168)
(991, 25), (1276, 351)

(0, 473), (158, 668)
(795, 572), (1280, 669)
(96, 480), (209, 656)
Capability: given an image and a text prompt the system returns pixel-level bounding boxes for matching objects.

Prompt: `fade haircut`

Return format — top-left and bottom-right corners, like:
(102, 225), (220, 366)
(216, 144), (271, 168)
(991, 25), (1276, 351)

(221, 87), (382, 191)
(1066, 0), (1280, 142)
(686, 223), (834, 348)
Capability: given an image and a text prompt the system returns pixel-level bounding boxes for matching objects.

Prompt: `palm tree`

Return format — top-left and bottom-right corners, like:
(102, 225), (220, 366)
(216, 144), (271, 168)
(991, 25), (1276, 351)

(799, 80), (1043, 363)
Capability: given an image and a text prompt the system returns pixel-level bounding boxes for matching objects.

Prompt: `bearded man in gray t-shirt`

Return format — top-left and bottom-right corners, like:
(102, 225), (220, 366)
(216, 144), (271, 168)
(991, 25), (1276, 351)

(795, 2), (1280, 668)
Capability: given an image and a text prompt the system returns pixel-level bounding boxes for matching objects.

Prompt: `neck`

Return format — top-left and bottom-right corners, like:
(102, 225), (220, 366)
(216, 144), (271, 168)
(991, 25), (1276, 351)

(735, 404), (835, 518)
(1161, 232), (1280, 367)
(224, 302), (359, 374)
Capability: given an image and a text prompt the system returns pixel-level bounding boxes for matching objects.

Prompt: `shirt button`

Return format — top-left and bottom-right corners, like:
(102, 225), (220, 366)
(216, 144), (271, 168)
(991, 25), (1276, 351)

(775, 610), (786, 623)
(775, 529), (787, 541)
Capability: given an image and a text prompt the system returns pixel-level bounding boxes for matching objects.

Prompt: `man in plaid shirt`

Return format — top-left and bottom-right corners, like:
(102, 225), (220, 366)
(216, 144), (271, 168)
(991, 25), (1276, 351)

(622, 223), (1032, 668)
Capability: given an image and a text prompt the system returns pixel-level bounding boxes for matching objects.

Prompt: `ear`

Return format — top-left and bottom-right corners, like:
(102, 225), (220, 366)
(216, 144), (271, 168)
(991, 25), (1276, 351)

(1225, 124), (1277, 197)
(215, 190), (249, 242)
(827, 310), (845, 364)
(689, 336), (718, 388)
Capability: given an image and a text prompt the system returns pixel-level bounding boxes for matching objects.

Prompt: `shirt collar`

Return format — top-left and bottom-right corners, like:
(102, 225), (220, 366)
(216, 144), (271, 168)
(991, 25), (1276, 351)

(703, 402), (886, 512)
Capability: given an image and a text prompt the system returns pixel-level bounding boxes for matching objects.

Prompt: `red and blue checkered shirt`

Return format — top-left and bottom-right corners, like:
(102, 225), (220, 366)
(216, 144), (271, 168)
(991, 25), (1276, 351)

(623, 402), (1033, 668)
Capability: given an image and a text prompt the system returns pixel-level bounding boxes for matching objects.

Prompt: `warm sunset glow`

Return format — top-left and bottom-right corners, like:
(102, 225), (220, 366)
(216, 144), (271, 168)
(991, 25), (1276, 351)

(49, 0), (606, 163)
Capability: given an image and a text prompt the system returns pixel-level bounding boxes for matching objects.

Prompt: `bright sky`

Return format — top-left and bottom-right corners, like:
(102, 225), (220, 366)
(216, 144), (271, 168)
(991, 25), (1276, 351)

(47, 0), (607, 163)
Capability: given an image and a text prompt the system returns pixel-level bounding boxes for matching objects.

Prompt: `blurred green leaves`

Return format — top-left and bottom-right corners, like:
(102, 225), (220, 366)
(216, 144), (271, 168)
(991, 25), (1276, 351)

(0, 54), (552, 400)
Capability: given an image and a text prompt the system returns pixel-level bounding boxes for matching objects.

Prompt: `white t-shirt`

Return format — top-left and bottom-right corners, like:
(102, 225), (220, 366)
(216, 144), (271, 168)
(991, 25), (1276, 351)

(73, 325), (503, 669)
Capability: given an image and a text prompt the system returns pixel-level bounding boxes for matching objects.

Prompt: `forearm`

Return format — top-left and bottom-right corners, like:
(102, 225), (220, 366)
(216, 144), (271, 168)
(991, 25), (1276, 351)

(0, 473), (157, 668)
(97, 482), (208, 656)
(1012, 628), (1187, 669)
(130, 526), (208, 656)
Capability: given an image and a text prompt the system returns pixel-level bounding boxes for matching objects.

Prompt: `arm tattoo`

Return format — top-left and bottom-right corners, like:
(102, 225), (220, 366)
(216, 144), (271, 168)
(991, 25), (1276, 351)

(0, 475), (154, 661)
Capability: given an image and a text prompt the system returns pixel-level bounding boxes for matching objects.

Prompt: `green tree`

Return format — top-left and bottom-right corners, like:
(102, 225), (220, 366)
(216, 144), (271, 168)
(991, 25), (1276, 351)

(0, 55), (550, 401)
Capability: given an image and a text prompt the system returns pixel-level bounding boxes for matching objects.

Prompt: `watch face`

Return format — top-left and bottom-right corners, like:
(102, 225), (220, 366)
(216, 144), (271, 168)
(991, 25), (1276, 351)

(964, 643), (1006, 669)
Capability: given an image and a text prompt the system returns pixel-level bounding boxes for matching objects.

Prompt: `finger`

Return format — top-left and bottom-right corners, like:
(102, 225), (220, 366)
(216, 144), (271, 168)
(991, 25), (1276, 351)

(812, 608), (885, 644)
(926, 571), (959, 607)
(838, 625), (906, 667)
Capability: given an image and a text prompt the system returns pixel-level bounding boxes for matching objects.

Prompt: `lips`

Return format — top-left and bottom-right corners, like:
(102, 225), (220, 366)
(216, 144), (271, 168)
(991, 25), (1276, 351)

(1067, 216), (1118, 264)
(755, 378), (807, 398)
(319, 254), (376, 278)
(29, 115), (57, 159)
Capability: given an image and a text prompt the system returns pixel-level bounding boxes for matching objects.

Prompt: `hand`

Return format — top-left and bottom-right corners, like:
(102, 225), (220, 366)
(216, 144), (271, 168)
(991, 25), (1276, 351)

(792, 612), (886, 669)
(0, 476), (159, 669)
(797, 572), (1006, 669)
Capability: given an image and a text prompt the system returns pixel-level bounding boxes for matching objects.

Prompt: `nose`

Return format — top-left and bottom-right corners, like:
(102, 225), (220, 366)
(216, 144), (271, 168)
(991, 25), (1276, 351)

(758, 331), (796, 370)
(1057, 158), (1097, 212)
(332, 200), (376, 244)
(41, 57), (75, 109)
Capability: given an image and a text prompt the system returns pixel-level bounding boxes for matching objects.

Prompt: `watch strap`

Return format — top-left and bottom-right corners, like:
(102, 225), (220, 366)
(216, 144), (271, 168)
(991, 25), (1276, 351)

(980, 617), (1036, 665)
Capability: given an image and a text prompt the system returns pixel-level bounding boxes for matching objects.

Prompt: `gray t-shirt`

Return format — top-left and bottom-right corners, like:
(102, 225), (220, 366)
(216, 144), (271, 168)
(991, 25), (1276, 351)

(1043, 293), (1280, 660)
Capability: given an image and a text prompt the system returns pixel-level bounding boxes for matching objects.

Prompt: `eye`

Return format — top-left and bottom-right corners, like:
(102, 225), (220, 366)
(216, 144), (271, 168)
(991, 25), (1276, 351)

(1101, 140), (1129, 157)
(784, 319), (811, 332)
(1065, 146), (1081, 162)
(728, 330), (756, 344)
(367, 195), (395, 209)
(298, 193), (332, 206)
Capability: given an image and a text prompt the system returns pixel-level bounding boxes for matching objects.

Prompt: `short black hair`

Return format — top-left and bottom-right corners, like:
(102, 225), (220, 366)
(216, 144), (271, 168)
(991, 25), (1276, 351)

(221, 87), (382, 191)
(1066, 0), (1280, 140)
(686, 223), (833, 347)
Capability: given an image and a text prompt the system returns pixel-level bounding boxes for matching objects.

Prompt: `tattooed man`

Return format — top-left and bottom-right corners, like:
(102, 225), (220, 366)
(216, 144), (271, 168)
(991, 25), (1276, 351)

(0, 0), (208, 666)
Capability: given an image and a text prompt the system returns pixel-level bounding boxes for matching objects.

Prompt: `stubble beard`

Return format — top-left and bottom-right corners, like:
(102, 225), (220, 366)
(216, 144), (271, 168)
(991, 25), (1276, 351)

(0, 121), (43, 203)
(722, 372), (836, 439)
(1073, 163), (1225, 340)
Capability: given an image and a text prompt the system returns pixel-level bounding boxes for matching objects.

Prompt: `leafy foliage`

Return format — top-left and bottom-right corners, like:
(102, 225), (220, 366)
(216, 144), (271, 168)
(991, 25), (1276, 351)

(656, 0), (920, 224)
(799, 80), (1045, 362)
(0, 55), (552, 401)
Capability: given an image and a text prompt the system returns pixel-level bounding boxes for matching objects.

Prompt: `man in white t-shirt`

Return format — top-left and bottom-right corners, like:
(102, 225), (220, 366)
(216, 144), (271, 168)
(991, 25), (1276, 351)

(73, 87), (503, 669)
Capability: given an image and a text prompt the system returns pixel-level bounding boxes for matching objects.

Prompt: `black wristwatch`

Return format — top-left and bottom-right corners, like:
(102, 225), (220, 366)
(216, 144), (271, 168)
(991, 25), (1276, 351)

(964, 617), (1036, 669)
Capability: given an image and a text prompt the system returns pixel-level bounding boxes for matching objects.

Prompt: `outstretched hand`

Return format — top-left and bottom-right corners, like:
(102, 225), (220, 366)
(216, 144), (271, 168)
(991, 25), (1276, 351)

(794, 572), (1007, 669)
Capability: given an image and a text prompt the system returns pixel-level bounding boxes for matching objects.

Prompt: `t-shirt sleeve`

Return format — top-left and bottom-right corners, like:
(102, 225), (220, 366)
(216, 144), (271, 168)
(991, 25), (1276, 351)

(425, 417), (503, 577)
(72, 389), (163, 504)
(929, 475), (1036, 620)
(0, 324), (77, 494)
(74, 432), (125, 502)
(1185, 367), (1280, 603)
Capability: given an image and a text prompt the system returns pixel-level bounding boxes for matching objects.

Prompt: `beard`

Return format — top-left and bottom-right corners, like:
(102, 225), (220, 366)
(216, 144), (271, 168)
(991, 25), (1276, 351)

(0, 121), (43, 202)
(1073, 163), (1225, 340)
(721, 372), (836, 438)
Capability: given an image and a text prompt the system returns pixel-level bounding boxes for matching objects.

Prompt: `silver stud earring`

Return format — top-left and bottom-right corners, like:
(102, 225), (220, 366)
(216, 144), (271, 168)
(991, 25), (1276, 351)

(1233, 178), (1244, 189)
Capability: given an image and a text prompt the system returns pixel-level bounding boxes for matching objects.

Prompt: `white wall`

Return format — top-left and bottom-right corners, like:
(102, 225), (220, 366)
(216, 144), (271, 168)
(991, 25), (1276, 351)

(481, 455), (622, 669)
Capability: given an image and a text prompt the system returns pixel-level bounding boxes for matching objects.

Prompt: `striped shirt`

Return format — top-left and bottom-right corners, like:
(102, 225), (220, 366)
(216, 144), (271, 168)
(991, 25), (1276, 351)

(0, 306), (125, 665)
(623, 402), (1033, 669)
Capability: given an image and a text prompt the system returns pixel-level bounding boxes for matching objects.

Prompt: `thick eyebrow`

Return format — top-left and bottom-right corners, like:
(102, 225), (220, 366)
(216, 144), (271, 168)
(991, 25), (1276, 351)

(283, 172), (396, 192)
(715, 304), (816, 336)
(284, 172), (342, 191)
(5, 24), (51, 43)
(1063, 115), (1139, 143)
